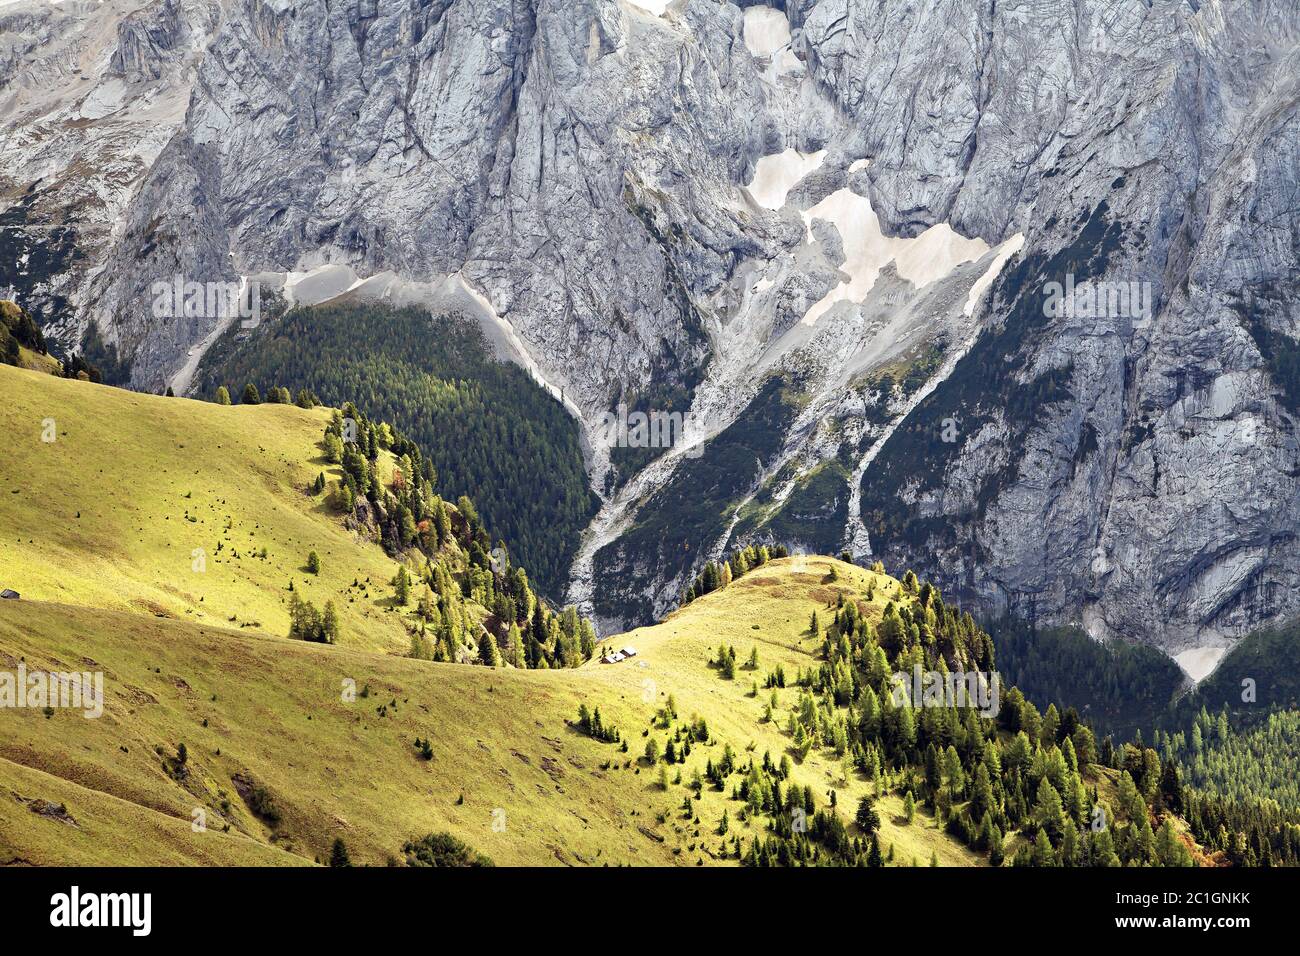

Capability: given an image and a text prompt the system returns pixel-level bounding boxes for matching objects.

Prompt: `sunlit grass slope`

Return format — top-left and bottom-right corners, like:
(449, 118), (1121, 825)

(0, 558), (981, 867)
(0, 364), (413, 652)
(0, 367), (983, 866)
(589, 556), (984, 867)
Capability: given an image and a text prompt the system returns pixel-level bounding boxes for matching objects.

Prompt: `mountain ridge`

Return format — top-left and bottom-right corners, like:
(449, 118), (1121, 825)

(4, 0), (1299, 662)
(0, 364), (1205, 867)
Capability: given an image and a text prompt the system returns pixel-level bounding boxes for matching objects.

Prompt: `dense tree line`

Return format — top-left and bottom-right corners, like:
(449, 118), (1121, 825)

(1156, 706), (1300, 865)
(989, 617), (1185, 740)
(1153, 618), (1300, 858)
(1180, 789), (1300, 867)
(308, 402), (595, 669)
(988, 603), (1300, 864)
(1169, 617), (1300, 724)
(66, 322), (131, 385)
(0, 298), (121, 385)
(729, 577), (1195, 867)
(1157, 706), (1300, 808)
(288, 591), (340, 644)
(402, 832), (494, 867)
(196, 302), (597, 599)
(575, 703), (622, 743)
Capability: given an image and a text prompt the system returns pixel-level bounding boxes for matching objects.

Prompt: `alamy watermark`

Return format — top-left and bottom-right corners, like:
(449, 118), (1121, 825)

(889, 664), (1000, 718)
(1, 663), (104, 718)
(596, 404), (706, 458)
(1042, 273), (1151, 323)
(50, 886), (150, 936)
(151, 275), (262, 329)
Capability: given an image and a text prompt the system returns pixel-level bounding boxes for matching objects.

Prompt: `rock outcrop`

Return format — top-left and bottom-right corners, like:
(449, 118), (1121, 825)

(3, 0), (1298, 663)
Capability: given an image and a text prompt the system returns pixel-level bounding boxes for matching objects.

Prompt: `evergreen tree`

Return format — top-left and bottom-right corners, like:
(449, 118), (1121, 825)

(329, 838), (352, 867)
(867, 836), (883, 867)
(477, 631), (500, 667)
(322, 601), (340, 644)
(854, 797), (880, 836)
(1032, 779), (1068, 844)
(1155, 818), (1193, 867)
(1032, 828), (1056, 866)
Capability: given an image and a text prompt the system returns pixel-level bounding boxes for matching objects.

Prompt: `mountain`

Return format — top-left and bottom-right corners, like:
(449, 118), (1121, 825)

(3, 0), (1299, 671)
(0, 365), (1205, 867)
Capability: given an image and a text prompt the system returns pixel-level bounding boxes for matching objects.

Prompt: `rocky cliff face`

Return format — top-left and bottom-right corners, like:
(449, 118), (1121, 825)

(819, 0), (1300, 669)
(0, 0), (221, 342)
(3, 0), (1298, 667)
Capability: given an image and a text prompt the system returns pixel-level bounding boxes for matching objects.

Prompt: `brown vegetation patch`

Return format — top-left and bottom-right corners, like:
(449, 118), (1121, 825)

(18, 796), (79, 827)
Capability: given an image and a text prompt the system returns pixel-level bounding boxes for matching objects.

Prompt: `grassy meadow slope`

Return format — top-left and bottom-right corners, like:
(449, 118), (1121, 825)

(0, 556), (982, 866)
(8, 365), (1150, 867)
(599, 557), (985, 866)
(0, 365), (415, 652)
(15, 346), (60, 376)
